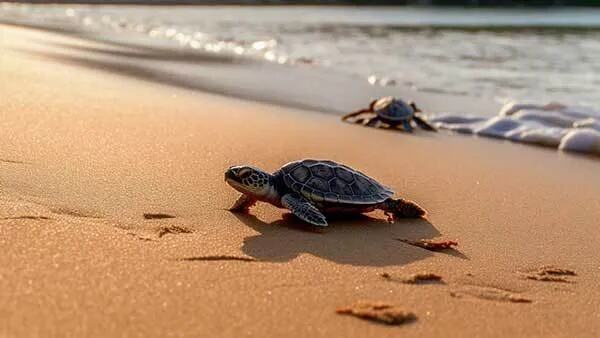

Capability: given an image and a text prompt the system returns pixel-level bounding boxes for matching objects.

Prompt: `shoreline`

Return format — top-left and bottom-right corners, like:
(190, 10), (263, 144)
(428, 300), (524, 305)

(5, 2), (600, 8)
(2, 24), (600, 337)
(5, 20), (598, 157)
(0, 19), (503, 117)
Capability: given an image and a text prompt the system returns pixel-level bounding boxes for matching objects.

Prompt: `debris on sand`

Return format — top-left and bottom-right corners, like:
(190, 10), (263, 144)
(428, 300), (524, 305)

(521, 265), (577, 283)
(402, 273), (443, 284)
(336, 302), (417, 325)
(144, 213), (176, 220)
(380, 272), (443, 284)
(380, 272), (392, 279)
(180, 255), (257, 262)
(397, 238), (458, 251)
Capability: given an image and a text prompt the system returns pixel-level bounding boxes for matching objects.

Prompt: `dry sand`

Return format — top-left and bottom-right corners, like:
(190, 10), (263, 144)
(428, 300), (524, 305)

(1, 25), (600, 338)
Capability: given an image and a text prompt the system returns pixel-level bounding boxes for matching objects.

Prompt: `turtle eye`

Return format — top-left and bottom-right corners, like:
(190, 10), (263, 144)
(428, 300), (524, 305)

(239, 170), (252, 179)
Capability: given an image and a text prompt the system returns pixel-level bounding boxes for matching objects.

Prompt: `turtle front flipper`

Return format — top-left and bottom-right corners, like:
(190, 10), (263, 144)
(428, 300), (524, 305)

(413, 114), (437, 132)
(402, 120), (414, 132)
(281, 193), (328, 227)
(409, 102), (421, 113)
(364, 116), (381, 127)
(229, 194), (257, 213)
(341, 108), (372, 122)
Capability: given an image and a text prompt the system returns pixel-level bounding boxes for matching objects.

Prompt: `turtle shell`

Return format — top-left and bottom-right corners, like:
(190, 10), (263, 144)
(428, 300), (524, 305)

(279, 159), (394, 205)
(372, 96), (414, 122)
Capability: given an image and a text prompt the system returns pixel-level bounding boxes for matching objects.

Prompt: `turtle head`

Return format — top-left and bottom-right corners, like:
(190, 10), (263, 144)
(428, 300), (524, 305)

(225, 165), (278, 201)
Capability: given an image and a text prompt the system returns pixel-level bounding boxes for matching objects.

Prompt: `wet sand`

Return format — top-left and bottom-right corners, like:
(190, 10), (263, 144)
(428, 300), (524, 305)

(1, 25), (600, 338)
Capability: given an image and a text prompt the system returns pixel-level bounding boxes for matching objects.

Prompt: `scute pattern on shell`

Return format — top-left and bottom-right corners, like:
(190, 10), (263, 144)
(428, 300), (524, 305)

(373, 97), (414, 122)
(280, 160), (394, 204)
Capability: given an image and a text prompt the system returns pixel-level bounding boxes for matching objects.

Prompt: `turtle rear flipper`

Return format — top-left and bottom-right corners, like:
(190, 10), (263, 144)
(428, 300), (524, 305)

(413, 114), (437, 132)
(402, 120), (414, 132)
(282, 193), (328, 227)
(382, 198), (426, 222)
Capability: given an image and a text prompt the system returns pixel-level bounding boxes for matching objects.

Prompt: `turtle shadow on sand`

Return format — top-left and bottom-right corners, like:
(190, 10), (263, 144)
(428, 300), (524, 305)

(234, 213), (442, 267)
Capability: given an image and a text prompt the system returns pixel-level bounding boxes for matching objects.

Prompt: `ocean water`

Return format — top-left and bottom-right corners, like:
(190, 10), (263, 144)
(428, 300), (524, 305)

(2, 4), (600, 156)
(431, 102), (600, 156)
(3, 4), (600, 106)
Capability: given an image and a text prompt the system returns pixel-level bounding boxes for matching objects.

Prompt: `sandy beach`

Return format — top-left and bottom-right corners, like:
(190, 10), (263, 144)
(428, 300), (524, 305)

(1, 24), (600, 337)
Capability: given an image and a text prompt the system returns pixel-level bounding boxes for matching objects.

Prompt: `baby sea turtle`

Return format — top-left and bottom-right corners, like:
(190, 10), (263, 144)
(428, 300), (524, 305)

(342, 96), (437, 132)
(225, 159), (426, 227)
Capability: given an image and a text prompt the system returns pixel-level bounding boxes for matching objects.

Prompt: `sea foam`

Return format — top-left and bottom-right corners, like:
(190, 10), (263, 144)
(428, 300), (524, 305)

(431, 102), (600, 156)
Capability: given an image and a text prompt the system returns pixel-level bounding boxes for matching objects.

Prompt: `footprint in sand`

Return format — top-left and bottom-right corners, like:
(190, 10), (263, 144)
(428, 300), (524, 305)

(336, 301), (417, 326)
(156, 225), (192, 238)
(50, 207), (102, 219)
(380, 272), (444, 285)
(450, 285), (532, 304)
(1, 215), (51, 220)
(519, 266), (577, 283)
(127, 232), (156, 242)
(0, 158), (28, 164)
(126, 225), (192, 240)
(123, 213), (191, 241)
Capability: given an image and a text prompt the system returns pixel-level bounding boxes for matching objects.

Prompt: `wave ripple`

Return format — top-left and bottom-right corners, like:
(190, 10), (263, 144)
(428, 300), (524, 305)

(432, 102), (600, 156)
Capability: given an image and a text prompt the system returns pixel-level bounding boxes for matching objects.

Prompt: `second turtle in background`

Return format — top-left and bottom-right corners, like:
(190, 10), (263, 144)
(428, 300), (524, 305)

(342, 96), (437, 132)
